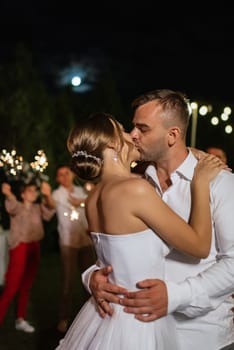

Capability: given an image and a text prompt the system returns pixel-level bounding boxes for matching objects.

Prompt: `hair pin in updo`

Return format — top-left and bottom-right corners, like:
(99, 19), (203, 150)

(72, 150), (103, 164)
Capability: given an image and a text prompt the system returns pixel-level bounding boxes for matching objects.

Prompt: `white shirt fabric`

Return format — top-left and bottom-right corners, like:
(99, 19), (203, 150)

(146, 151), (234, 350)
(82, 151), (234, 350)
(52, 185), (92, 248)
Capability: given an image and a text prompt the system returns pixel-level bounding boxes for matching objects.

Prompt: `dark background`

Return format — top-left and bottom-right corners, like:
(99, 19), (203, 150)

(1, 4), (234, 99)
(0, 4), (233, 168)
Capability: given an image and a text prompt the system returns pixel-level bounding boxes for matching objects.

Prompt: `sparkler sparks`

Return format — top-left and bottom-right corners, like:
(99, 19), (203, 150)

(64, 206), (80, 221)
(30, 150), (48, 172)
(0, 149), (24, 178)
(0, 149), (49, 185)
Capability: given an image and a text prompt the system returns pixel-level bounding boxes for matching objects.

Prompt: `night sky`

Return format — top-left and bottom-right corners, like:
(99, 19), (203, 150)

(0, 3), (234, 164)
(1, 4), (234, 102)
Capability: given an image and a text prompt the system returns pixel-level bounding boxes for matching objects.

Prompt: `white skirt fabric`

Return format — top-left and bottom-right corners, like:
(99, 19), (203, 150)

(56, 297), (178, 350)
(55, 230), (179, 350)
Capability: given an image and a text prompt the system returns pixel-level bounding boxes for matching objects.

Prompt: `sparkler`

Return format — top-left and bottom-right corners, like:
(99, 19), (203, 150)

(0, 149), (49, 185)
(0, 149), (24, 179)
(30, 150), (48, 172)
(64, 206), (80, 221)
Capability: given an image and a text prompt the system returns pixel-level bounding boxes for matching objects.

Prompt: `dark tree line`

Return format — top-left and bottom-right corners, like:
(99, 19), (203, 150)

(0, 43), (130, 233)
(0, 43), (129, 185)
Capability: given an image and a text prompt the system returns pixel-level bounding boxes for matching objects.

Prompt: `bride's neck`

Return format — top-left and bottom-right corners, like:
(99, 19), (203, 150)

(102, 161), (131, 180)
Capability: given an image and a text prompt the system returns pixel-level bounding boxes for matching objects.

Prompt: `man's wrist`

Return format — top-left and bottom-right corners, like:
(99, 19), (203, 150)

(165, 280), (192, 313)
(82, 264), (100, 294)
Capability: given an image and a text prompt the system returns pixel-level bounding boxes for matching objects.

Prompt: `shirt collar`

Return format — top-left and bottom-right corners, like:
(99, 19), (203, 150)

(145, 149), (198, 185)
(175, 149), (197, 181)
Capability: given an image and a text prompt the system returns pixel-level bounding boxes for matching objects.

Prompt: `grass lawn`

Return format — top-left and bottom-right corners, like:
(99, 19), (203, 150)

(0, 244), (90, 350)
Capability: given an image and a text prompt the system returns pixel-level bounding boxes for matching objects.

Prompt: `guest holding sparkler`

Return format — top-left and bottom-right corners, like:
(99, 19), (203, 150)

(0, 180), (55, 332)
(52, 165), (96, 333)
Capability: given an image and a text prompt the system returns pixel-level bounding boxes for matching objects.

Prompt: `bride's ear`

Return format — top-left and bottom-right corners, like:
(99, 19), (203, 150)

(107, 137), (116, 146)
(106, 143), (119, 162)
(107, 140), (119, 151)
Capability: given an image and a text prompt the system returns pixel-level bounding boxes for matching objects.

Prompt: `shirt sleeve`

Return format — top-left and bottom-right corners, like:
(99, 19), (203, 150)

(82, 264), (101, 294)
(166, 171), (234, 317)
(5, 197), (19, 215)
(40, 203), (55, 221)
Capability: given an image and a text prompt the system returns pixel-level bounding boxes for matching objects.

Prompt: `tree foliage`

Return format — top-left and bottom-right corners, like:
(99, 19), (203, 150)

(0, 43), (127, 190)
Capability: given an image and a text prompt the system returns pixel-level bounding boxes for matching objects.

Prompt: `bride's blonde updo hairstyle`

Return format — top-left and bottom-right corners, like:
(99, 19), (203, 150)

(67, 112), (124, 182)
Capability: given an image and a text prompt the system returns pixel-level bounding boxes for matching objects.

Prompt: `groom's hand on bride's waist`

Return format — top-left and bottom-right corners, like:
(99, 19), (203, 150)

(119, 279), (168, 322)
(90, 265), (128, 318)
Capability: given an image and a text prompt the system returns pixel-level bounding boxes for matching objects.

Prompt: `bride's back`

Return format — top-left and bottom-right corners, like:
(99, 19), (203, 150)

(85, 175), (149, 235)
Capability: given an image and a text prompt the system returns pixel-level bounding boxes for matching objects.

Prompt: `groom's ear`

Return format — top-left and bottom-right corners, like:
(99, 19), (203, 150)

(167, 126), (181, 146)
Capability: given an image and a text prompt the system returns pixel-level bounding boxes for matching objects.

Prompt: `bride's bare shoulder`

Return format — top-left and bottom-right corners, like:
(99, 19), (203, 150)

(121, 176), (153, 194)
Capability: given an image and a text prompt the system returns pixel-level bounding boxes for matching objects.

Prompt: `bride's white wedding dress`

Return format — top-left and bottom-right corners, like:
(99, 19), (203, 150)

(55, 229), (179, 349)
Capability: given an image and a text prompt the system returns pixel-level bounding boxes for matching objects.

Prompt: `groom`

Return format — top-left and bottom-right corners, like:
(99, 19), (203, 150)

(82, 89), (234, 350)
